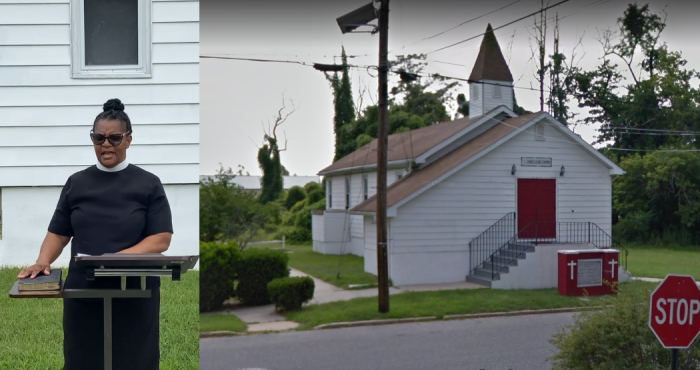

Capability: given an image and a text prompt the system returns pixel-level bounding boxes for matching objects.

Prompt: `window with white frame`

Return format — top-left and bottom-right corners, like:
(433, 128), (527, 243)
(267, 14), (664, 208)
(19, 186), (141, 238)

(362, 175), (368, 200)
(493, 84), (501, 98)
(535, 123), (545, 141)
(472, 84), (479, 100)
(327, 179), (333, 208)
(345, 177), (350, 210)
(71, 0), (152, 78)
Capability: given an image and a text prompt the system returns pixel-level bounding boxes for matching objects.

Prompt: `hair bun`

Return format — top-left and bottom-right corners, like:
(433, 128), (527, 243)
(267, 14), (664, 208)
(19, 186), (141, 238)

(103, 98), (125, 112)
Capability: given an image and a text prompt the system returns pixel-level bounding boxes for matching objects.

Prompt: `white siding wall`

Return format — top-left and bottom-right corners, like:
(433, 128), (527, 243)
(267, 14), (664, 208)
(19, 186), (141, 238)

(0, 0), (200, 186)
(388, 120), (613, 285)
(481, 80), (514, 113)
(0, 0), (200, 264)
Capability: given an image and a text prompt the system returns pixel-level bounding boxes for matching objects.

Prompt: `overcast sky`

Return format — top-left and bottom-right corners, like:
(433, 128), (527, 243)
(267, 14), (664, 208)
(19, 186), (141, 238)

(200, 0), (700, 176)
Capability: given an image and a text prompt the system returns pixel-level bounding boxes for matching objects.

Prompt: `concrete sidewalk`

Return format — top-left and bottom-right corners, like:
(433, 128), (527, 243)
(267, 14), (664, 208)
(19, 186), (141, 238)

(212, 268), (484, 333)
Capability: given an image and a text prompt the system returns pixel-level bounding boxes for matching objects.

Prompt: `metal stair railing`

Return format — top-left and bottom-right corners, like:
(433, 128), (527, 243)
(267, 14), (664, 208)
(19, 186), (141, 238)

(468, 212), (516, 276)
(489, 222), (629, 280)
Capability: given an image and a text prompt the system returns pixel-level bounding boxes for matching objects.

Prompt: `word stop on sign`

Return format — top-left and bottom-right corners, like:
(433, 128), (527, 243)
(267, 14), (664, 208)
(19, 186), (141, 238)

(654, 298), (700, 325)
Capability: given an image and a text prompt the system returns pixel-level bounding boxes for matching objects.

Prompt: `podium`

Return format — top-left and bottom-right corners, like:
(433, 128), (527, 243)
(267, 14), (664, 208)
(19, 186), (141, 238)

(558, 249), (619, 296)
(9, 253), (198, 370)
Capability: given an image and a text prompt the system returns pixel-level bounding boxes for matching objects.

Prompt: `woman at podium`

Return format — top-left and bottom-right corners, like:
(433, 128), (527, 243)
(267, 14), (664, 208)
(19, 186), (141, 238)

(16, 99), (174, 370)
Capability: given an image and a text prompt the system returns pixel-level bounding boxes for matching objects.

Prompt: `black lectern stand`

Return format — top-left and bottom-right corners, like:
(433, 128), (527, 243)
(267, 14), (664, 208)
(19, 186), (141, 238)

(9, 253), (198, 370)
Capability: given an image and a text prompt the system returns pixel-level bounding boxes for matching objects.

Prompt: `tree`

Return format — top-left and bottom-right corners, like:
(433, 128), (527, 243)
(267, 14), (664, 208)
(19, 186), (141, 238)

(258, 98), (294, 204)
(200, 164), (280, 249)
(336, 54), (457, 156)
(546, 13), (581, 125)
(571, 3), (700, 157)
(613, 151), (700, 245)
(325, 47), (356, 161)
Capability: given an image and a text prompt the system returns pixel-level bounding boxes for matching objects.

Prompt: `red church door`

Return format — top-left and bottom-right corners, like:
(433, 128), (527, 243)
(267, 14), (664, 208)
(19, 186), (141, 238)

(517, 179), (556, 239)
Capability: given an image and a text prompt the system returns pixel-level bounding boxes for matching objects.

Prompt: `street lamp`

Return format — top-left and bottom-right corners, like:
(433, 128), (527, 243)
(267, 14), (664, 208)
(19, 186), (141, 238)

(336, 2), (379, 34)
(335, 0), (390, 314)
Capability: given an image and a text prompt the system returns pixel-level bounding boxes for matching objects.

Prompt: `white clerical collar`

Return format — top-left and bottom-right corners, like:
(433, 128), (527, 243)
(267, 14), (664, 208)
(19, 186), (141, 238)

(96, 160), (129, 172)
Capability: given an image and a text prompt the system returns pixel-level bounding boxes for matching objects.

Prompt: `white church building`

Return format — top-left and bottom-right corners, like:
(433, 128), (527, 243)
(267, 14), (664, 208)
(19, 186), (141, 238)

(0, 0), (200, 267)
(312, 24), (628, 289)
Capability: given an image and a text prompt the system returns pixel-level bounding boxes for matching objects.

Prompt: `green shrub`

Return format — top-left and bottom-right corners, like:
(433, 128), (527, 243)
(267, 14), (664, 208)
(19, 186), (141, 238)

(287, 199), (326, 244)
(307, 189), (324, 204)
(199, 240), (242, 312)
(284, 186), (306, 210)
(548, 282), (700, 369)
(267, 277), (315, 311)
(237, 248), (290, 305)
(304, 181), (323, 195)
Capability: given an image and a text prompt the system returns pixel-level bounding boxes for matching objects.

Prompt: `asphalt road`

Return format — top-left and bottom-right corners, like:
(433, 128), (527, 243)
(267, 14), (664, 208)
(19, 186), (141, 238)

(200, 312), (576, 370)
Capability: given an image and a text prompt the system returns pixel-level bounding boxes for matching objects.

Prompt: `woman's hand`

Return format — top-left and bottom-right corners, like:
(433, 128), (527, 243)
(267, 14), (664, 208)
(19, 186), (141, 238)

(17, 264), (51, 279)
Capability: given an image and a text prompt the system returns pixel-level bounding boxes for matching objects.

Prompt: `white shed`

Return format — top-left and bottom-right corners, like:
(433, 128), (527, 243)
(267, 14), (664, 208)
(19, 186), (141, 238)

(312, 24), (628, 288)
(0, 0), (199, 266)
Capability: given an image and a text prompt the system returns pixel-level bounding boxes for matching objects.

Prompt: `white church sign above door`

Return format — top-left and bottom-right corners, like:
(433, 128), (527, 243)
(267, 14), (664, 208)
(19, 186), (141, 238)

(521, 157), (553, 167)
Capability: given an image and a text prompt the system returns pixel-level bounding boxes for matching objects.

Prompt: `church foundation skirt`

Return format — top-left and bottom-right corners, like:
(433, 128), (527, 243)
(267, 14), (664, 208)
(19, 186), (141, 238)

(62, 271), (161, 370)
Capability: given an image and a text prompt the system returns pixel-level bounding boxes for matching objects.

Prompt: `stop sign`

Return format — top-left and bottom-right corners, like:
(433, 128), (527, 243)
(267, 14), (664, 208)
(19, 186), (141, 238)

(649, 274), (700, 348)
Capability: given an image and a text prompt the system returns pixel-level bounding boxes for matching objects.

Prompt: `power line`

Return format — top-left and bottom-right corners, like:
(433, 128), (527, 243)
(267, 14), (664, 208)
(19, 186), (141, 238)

(605, 148), (700, 152)
(200, 54), (700, 113)
(427, 0), (573, 54)
(416, 0), (524, 44)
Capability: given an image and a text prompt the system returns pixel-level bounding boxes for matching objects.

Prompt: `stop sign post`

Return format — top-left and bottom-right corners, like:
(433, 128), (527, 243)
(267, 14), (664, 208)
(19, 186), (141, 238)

(649, 274), (700, 370)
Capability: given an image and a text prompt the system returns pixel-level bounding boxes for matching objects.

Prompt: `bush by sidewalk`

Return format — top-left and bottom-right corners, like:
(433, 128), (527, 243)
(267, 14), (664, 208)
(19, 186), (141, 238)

(548, 282), (700, 369)
(237, 248), (289, 305)
(199, 240), (242, 312)
(268, 276), (315, 311)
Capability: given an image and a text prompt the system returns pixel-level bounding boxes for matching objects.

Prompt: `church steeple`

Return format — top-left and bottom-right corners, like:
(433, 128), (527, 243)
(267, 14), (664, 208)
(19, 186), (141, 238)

(468, 24), (515, 118)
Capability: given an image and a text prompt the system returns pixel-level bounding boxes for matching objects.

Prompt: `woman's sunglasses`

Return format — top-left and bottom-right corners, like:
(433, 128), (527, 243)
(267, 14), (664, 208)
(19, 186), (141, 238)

(90, 131), (131, 146)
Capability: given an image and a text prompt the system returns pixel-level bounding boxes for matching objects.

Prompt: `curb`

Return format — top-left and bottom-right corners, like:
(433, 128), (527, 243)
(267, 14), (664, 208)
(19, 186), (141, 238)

(199, 331), (245, 338)
(313, 306), (610, 330)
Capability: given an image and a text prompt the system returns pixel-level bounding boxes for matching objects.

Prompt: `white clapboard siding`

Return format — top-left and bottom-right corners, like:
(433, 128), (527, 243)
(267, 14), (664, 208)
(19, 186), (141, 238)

(0, 4), (68, 24)
(0, 124), (199, 147)
(0, 1), (198, 188)
(0, 64), (199, 87)
(0, 43), (198, 65)
(0, 0), (67, 3)
(0, 84), (198, 107)
(0, 144), (197, 167)
(0, 25), (68, 45)
(0, 23), (197, 46)
(153, 1), (199, 22)
(0, 104), (198, 127)
(0, 164), (199, 187)
(481, 80), (514, 113)
(152, 22), (199, 43)
(391, 120), (613, 253)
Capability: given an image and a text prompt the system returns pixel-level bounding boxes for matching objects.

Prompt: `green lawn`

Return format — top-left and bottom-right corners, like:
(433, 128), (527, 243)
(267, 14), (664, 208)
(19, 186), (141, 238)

(0, 267), (199, 370)
(625, 245), (700, 279)
(251, 243), (379, 289)
(287, 281), (658, 330)
(199, 313), (247, 333)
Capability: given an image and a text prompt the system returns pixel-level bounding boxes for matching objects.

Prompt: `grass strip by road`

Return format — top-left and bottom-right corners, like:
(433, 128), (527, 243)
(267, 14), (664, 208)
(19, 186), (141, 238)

(0, 267), (199, 370)
(286, 281), (658, 330)
(251, 243), (378, 289)
(625, 245), (700, 279)
(199, 313), (247, 333)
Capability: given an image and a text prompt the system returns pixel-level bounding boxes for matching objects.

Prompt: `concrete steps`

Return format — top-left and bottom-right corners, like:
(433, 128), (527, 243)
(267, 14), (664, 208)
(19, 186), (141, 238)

(466, 241), (537, 287)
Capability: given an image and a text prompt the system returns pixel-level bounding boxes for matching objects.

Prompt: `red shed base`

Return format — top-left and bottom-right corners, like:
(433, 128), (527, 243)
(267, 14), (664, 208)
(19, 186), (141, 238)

(558, 249), (620, 296)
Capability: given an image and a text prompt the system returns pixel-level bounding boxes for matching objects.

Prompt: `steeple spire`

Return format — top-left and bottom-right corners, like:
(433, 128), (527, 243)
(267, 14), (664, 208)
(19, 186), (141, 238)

(469, 23), (513, 82)
(468, 23), (515, 118)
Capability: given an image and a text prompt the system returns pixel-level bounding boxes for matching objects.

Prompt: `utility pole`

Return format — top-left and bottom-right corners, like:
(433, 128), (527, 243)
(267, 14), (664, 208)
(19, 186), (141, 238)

(376, 0), (390, 313)
(333, 0), (390, 313)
